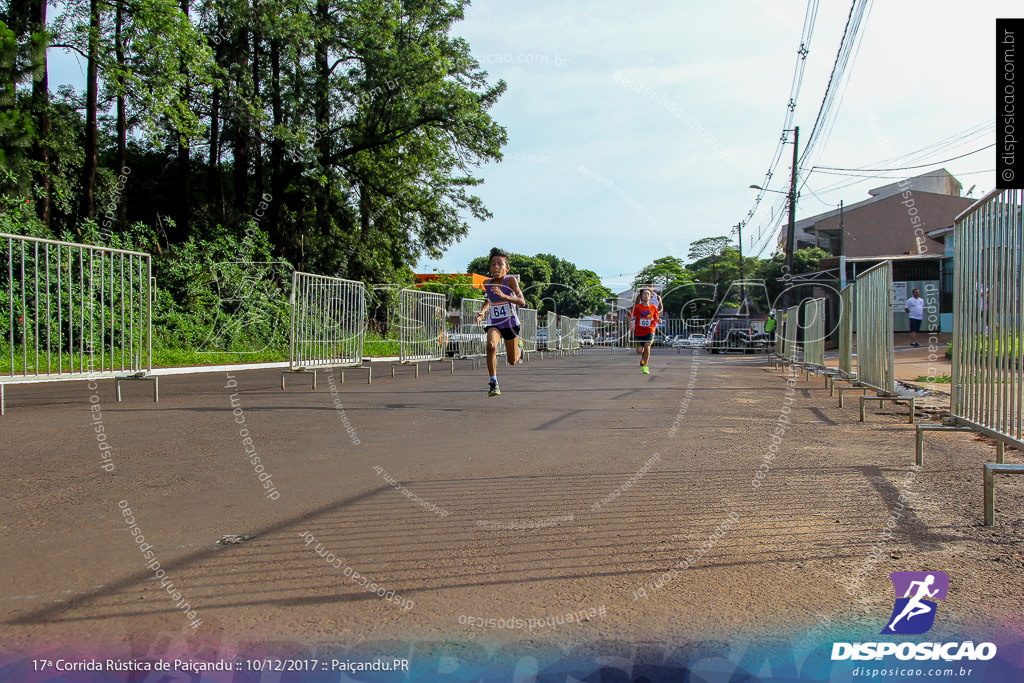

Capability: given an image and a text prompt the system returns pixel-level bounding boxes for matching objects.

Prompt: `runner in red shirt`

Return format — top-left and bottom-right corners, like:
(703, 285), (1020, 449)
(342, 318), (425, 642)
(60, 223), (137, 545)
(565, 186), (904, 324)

(630, 287), (660, 374)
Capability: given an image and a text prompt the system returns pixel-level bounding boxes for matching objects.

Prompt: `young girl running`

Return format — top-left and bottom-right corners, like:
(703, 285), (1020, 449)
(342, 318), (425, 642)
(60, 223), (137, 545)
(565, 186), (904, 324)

(475, 248), (527, 396)
(631, 287), (660, 374)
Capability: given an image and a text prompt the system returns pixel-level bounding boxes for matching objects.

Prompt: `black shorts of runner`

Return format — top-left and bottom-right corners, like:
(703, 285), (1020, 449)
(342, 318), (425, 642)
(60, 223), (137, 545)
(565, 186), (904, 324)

(485, 325), (521, 341)
(634, 333), (654, 346)
(908, 318), (922, 333)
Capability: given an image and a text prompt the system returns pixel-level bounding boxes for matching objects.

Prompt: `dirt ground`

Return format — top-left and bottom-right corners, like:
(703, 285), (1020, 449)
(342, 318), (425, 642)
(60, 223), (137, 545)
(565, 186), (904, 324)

(1, 346), (1022, 676)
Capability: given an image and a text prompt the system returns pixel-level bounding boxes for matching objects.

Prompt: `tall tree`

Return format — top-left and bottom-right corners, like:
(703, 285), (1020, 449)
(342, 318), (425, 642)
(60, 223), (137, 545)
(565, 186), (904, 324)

(79, 0), (100, 223)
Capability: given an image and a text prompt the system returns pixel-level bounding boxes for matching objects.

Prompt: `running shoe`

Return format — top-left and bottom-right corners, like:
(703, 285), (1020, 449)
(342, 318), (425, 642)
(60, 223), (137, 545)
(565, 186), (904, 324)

(488, 379), (501, 396)
(642, 365), (650, 374)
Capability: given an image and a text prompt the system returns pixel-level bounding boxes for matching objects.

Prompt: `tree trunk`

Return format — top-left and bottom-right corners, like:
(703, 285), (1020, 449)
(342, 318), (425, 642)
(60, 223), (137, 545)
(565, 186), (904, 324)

(79, 0), (100, 226)
(115, 0), (126, 231)
(177, 0), (191, 235)
(251, 0), (264, 203)
(31, 0), (51, 229)
(232, 24), (251, 216)
(208, 15), (225, 225)
(269, 35), (284, 248)
(314, 0), (329, 236)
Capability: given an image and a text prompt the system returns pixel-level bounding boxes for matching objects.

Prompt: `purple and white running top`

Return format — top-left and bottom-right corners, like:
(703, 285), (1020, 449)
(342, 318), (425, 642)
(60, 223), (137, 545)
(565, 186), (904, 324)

(485, 276), (520, 328)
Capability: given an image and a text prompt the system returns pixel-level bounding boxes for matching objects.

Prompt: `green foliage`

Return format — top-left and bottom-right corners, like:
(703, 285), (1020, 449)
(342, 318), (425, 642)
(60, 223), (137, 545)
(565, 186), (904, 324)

(633, 256), (690, 291)
(914, 374), (951, 383)
(753, 247), (831, 305)
(150, 222), (293, 353)
(417, 272), (485, 314)
(466, 251), (610, 317)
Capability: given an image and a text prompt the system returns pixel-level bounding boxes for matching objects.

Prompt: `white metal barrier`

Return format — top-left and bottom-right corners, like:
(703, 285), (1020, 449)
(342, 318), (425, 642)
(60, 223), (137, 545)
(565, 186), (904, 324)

(281, 272), (367, 389)
(2, 232), (155, 413)
(784, 305), (800, 363)
(952, 188), (1023, 451)
(458, 298), (486, 359)
(397, 289), (446, 374)
(560, 317), (580, 351)
(802, 298), (826, 369)
(546, 312), (558, 351)
(917, 188), (1024, 523)
(854, 262), (894, 395)
(839, 284), (855, 379)
(850, 261), (915, 422)
(519, 308), (538, 353)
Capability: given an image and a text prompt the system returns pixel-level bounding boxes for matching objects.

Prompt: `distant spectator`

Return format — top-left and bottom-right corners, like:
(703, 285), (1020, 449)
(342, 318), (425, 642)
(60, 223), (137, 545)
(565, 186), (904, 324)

(904, 288), (925, 347)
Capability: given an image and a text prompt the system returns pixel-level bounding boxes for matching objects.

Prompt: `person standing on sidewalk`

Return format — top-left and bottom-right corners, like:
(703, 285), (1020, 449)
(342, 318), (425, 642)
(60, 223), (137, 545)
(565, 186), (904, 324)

(905, 288), (925, 347)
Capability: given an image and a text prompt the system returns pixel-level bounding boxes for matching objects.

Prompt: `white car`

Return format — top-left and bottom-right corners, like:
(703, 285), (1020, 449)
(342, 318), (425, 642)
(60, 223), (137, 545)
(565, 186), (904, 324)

(674, 333), (707, 348)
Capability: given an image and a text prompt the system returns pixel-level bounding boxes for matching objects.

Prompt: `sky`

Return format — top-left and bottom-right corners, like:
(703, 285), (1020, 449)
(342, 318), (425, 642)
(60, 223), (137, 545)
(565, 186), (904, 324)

(44, 0), (1013, 292)
(412, 0), (1012, 292)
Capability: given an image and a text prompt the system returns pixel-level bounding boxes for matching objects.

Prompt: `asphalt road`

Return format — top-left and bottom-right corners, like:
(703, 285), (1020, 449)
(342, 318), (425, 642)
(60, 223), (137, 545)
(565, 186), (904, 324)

(1, 347), (1021, 667)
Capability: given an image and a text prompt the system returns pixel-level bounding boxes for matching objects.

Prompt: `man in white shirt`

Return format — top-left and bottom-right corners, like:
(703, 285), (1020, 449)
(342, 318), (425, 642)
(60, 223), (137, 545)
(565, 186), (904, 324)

(904, 288), (925, 347)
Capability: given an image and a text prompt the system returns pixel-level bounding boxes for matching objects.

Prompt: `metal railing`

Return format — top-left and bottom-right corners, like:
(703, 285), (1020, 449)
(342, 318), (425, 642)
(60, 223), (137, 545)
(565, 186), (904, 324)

(914, 188), (1024, 524)
(560, 317), (580, 350)
(458, 298), (486, 359)
(784, 305), (800, 363)
(546, 312), (558, 351)
(854, 261), (894, 395)
(839, 284), (855, 379)
(950, 188), (1024, 452)
(2, 233), (155, 413)
(519, 308), (538, 353)
(398, 289), (446, 364)
(802, 298), (826, 369)
(281, 272), (366, 388)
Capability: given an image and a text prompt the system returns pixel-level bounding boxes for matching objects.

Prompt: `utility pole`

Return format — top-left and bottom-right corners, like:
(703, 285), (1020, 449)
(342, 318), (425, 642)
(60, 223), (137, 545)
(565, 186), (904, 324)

(735, 221), (745, 311)
(784, 125), (799, 309)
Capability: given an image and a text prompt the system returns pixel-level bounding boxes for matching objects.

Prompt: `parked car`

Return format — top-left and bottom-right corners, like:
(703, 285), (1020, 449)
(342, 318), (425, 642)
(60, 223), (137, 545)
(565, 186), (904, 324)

(581, 335), (595, 346)
(707, 318), (757, 353)
(674, 333), (707, 348)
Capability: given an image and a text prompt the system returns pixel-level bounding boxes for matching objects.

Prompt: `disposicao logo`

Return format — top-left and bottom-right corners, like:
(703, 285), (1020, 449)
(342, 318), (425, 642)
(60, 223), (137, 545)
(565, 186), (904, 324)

(831, 571), (998, 663)
(881, 571), (948, 635)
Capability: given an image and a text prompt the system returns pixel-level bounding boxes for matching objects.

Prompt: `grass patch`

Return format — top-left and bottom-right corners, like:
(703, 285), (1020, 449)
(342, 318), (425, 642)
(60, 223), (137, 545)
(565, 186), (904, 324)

(153, 346), (288, 367)
(2, 331), (409, 374)
(914, 374), (952, 383)
(363, 333), (400, 357)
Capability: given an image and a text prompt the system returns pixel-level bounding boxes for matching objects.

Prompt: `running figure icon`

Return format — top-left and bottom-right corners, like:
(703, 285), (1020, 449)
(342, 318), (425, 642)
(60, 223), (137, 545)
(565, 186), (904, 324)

(881, 571), (948, 635)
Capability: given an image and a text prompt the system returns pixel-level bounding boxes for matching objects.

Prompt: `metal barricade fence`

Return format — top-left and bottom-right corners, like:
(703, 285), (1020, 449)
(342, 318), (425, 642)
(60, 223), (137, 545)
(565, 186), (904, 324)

(951, 189), (1024, 451)
(281, 272), (366, 388)
(685, 318), (709, 337)
(2, 232), (155, 413)
(854, 261), (895, 395)
(839, 284), (855, 379)
(802, 298), (826, 369)
(458, 298), (486, 359)
(546, 312), (558, 351)
(784, 305), (800, 363)
(398, 289), (446, 364)
(560, 317), (580, 351)
(519, 308), (538, 353)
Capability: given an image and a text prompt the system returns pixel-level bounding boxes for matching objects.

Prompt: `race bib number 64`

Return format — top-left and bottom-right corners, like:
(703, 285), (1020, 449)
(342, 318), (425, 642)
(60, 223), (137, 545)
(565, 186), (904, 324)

(489, 303), (512, 323)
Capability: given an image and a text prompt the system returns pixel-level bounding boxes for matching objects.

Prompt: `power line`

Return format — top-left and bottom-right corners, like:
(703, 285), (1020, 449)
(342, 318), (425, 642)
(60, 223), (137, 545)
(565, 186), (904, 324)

(813, 144), (993, 173)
